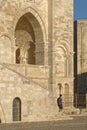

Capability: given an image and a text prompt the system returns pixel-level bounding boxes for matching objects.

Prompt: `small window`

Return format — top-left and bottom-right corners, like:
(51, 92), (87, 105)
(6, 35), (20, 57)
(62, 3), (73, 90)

(13, 97), (21, 121)
(16, 48), (20, 64)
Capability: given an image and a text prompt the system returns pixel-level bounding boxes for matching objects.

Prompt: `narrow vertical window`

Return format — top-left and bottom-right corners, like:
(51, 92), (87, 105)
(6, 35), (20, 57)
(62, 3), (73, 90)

(58, 83), (62, 95)
(16, 48), (20, 64)
(13, 97), (21, 121)
(64, 83), (69, 107)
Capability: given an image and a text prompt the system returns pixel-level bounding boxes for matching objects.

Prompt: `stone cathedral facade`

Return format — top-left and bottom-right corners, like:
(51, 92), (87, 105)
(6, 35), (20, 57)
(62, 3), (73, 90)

(0, 0), (74, 123)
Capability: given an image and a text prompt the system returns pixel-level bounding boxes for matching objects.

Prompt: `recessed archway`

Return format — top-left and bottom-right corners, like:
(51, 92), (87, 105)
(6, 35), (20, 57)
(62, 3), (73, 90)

(15, 12), (44, 65)
(56, 46), (67, 77)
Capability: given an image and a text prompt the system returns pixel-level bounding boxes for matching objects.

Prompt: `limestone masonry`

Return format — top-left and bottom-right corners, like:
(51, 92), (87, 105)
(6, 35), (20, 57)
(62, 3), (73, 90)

(0, 0), (74, 123)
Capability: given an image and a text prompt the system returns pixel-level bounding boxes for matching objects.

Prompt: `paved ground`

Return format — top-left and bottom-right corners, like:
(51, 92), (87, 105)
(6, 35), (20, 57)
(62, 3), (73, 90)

(1, 113), (87, 130)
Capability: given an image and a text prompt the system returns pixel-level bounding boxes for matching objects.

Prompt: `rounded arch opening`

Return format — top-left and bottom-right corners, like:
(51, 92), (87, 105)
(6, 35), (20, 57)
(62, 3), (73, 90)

(15, 12), (44, 65)
(56, 45), (67, 77)
(64, 83), (69, 107)
(13, 97), (21, 121)
(56, 41), (73, 77)
(58, 83), (62, 95)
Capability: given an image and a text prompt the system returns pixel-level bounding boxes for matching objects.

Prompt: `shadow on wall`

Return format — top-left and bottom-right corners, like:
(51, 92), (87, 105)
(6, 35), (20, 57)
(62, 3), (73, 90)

(74, 72), (87, 108)
(74, 21), (87, 108)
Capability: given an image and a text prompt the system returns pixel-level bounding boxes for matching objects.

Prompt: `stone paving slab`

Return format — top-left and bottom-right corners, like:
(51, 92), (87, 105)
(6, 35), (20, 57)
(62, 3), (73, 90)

(0, 113), (87, 130)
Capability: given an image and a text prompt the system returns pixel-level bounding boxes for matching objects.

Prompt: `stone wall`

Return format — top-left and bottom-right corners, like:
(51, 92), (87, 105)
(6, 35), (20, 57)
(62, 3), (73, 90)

(0, 64), (58, 123)
(4, 63), (50, 89)
(53, 0), (73, 77)
(0, 0), (74, 123)
(74, 20), (87, 94)
(51, 0), (74, 106)
(0, 0), (48, 64)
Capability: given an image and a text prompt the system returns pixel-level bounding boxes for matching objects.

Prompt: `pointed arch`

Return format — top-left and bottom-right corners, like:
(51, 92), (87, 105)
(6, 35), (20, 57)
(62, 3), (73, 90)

(13, 7), (46, 41)
(14, 8), (46, 65)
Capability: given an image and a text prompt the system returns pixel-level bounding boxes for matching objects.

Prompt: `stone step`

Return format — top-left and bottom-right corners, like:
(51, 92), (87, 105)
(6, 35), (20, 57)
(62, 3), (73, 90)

(0, 115), (87, 130)
(0, 115), (73, 130)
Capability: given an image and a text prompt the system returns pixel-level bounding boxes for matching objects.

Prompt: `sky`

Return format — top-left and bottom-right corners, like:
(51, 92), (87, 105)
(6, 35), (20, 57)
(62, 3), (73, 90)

(74, 0), (87, 20)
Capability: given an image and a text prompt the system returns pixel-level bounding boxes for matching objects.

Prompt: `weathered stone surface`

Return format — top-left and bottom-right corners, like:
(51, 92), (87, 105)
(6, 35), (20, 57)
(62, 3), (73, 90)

(0, 0), (74, 123)
(74, 20), (87, 95)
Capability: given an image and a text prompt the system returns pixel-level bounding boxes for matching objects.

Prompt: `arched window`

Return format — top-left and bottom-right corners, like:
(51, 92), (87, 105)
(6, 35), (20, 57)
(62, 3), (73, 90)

(58, 83), (62, 95)
(16, 48), (20, 64)
(64, 83), (69, 107)
(55, 46), (67, 77)
(13, 97), (21, 121)
(15, 12), (44, 65)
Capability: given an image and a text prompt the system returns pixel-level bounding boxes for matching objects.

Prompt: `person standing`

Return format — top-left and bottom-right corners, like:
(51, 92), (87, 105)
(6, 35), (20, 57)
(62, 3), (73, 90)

(57, 94), (63, 112)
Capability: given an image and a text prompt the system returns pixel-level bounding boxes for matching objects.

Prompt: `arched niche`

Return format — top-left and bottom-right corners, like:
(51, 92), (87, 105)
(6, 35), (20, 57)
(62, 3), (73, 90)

(15, 12), (44, 65)
(55, 46), (67, 77)
(64, 83), (69, 107)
